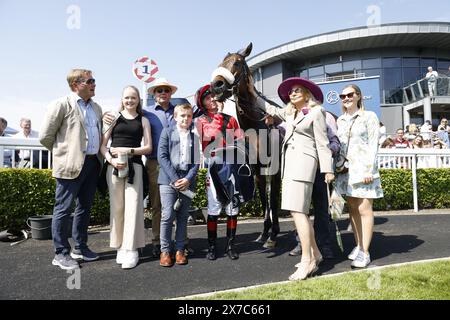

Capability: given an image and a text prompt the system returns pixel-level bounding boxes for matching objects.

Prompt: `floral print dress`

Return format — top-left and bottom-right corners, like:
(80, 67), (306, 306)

(335, 110), (384, 199)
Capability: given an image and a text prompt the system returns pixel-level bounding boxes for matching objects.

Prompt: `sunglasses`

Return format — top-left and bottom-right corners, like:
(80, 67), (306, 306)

(339, 92), (356, 100)
(79, 78), (96, 85)
(156, 88), (171, 94)
(289, 87), (303, 95)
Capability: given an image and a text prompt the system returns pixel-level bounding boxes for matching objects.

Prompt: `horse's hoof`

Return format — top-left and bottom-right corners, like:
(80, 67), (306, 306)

(255, 234), (268, 243)
(263, 239), (276, 249)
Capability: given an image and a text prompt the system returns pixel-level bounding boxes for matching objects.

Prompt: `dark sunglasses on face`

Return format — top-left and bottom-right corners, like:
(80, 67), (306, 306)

(156, 88), (171, 94)
(79, 78), (96, 85)
(339, 92), (356, 100)
(289, 87), (303, 95)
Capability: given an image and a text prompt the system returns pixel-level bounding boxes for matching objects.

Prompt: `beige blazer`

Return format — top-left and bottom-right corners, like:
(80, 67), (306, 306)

(263, 103), (333, 183)
(39, 93), (103, 179)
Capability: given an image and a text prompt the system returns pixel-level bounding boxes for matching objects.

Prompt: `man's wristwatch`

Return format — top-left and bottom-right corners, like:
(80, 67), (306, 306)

(130, 148), (134, 155)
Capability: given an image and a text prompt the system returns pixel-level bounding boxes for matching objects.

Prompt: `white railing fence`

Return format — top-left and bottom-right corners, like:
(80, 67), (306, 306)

(0, 138), (51, 169)
(377, 148), (450, 212)
(1, 138), (450, 212)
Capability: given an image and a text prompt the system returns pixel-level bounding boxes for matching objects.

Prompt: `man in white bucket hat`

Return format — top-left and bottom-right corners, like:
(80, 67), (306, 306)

(144, 78), (177, 257)
(147, 77), (178, 96)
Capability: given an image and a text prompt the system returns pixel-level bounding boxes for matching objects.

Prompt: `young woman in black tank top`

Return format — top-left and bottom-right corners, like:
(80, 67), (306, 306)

(100, 86), (152, 269)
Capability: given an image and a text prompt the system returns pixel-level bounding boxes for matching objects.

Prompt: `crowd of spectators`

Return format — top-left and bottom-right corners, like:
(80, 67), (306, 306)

(380, 118), (450, 150)
(379, 118), (450, 169)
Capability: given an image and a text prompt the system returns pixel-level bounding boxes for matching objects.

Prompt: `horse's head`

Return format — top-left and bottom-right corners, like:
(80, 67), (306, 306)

(211, 43), (253, 102)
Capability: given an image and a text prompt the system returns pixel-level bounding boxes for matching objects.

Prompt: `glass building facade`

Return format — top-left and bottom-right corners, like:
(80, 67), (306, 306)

(292, 48), (450, 104)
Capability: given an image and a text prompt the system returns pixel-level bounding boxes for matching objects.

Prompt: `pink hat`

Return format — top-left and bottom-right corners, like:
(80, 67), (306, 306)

(278, 77), (323, 104)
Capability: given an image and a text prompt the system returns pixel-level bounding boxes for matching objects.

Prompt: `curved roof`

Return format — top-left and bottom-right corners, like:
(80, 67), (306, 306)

(247, 22), (450, 71)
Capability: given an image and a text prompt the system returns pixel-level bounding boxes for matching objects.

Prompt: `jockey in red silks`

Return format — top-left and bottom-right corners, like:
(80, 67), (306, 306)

(195, 84), (248, 261)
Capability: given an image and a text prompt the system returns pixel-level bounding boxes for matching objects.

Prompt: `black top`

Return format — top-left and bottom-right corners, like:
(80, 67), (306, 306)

(111, 114), (143, 148)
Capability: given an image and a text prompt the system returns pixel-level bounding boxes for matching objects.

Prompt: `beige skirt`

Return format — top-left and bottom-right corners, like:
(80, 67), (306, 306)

(281, 178), (313, 214)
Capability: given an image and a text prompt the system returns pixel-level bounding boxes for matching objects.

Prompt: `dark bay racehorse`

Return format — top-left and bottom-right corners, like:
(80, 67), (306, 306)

(211, 43), (283, 248)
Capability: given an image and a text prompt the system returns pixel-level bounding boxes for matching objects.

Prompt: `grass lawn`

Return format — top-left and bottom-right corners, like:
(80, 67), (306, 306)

(196, 260), (450, 300)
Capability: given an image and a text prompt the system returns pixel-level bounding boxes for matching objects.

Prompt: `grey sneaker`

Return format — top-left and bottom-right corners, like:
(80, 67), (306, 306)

(52, 253), (79, 270)
(70, 247), (99, 261)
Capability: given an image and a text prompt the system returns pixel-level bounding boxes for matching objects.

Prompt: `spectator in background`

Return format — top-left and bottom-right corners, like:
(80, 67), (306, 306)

(380, 136), (395, 149)
(437, 118), (450, 133)
(393, 128), (410, 148)
(420, 120), (433, 142)
(0, 117), (7, 136)
(437, 118), (450, 148)
(411, 135), (424, 149)
(405, 123), (419, 143)
(425, 66), (438, 96)
(13, 118), (39, 168)
(0, 117), (13, 168)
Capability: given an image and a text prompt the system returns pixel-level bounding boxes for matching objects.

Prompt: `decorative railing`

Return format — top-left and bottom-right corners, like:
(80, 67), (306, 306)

(1, 139), (450, 212)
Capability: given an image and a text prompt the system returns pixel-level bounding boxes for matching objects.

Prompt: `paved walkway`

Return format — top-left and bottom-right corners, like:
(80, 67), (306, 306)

(1, 211), (449, 299)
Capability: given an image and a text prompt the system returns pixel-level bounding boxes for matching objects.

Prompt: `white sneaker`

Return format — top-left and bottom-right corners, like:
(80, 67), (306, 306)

(348, 246), (361, 260)
(116, 248), (126, 264)
(121, 250), (139, 269)
(351, 251), (371, 268)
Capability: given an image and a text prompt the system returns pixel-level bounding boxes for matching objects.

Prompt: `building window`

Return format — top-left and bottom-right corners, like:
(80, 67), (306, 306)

(300, 69), (308, 78)
(362, 68), (382, 78)
(437, 59), (450, 73)
(383, 57), (401, 68)
(308, 65), (324, 77)
(420, 58), (436, 69)
(402, 57), (420, 67)
(342, 60), (362, 72)
(402, 68), (421, 86)
(362, 58), (381, 69)
(384, 68), (403, 103)
(324, 63), (343, 74)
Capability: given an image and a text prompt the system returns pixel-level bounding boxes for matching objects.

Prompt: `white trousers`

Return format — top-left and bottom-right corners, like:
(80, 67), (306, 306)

(107, 163), (145, 250)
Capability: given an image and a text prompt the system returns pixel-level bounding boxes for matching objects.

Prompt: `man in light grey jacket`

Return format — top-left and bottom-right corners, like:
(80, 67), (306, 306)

(40, 69), (103, 270)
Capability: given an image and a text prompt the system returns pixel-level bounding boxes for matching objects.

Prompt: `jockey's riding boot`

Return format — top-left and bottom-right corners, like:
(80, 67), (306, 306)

(225, 216), (239, 260)
(206, 215), (218, 261)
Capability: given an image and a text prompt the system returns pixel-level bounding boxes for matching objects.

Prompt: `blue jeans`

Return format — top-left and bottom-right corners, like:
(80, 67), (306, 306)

(159, 185), (191, 253)
(312, 170), (332, 248)
(52, 156), (100, 254)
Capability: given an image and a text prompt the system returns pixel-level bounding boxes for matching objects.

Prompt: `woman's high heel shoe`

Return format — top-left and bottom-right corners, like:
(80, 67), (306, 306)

(295, 252), (323, 267)
(289, 259), (318, 281)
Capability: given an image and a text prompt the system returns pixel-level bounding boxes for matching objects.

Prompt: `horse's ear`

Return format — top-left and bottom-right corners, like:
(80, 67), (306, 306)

(238, 42), (252, 57)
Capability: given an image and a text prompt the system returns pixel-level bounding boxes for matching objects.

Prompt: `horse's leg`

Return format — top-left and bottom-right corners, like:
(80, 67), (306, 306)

(254, 170), (270, 243)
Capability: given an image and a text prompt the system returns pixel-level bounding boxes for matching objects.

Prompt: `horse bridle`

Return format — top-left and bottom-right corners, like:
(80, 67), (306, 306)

(222, 55), (278, 123)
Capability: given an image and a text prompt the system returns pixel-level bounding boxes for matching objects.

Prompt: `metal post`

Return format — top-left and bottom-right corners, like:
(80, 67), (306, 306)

(0, 146), (4, 168)
(142, 83), (147, 109)
(411, 153), (418, 212)
(423, 96), (432, 123)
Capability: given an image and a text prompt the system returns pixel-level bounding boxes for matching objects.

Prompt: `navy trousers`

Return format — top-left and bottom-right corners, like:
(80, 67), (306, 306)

(52, 156), (100, 254)
(312, 170), (332, 248)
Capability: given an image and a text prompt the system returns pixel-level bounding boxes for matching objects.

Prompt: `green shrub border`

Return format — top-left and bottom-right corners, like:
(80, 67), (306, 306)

(1, 168), (449, 231)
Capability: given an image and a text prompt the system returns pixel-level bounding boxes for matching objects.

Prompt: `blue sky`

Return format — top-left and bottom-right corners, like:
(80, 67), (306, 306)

(1, 0), (449, 131)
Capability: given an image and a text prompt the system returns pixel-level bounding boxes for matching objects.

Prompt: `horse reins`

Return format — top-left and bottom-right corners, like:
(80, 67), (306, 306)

(223, 55), (282, 123)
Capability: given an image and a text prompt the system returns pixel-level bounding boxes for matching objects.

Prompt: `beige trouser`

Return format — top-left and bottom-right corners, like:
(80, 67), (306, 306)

(107, 163), (145, 250)
(146, 159), (161, 245)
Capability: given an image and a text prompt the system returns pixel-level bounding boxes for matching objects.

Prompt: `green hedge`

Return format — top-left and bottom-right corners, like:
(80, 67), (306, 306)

(1, 167), (449, 231)
(0, 169), (109, 232)
(374, 168), (450, 210)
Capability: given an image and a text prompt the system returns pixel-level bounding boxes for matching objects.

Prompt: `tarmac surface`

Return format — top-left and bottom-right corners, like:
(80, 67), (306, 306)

(1, 211), (449, 300)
